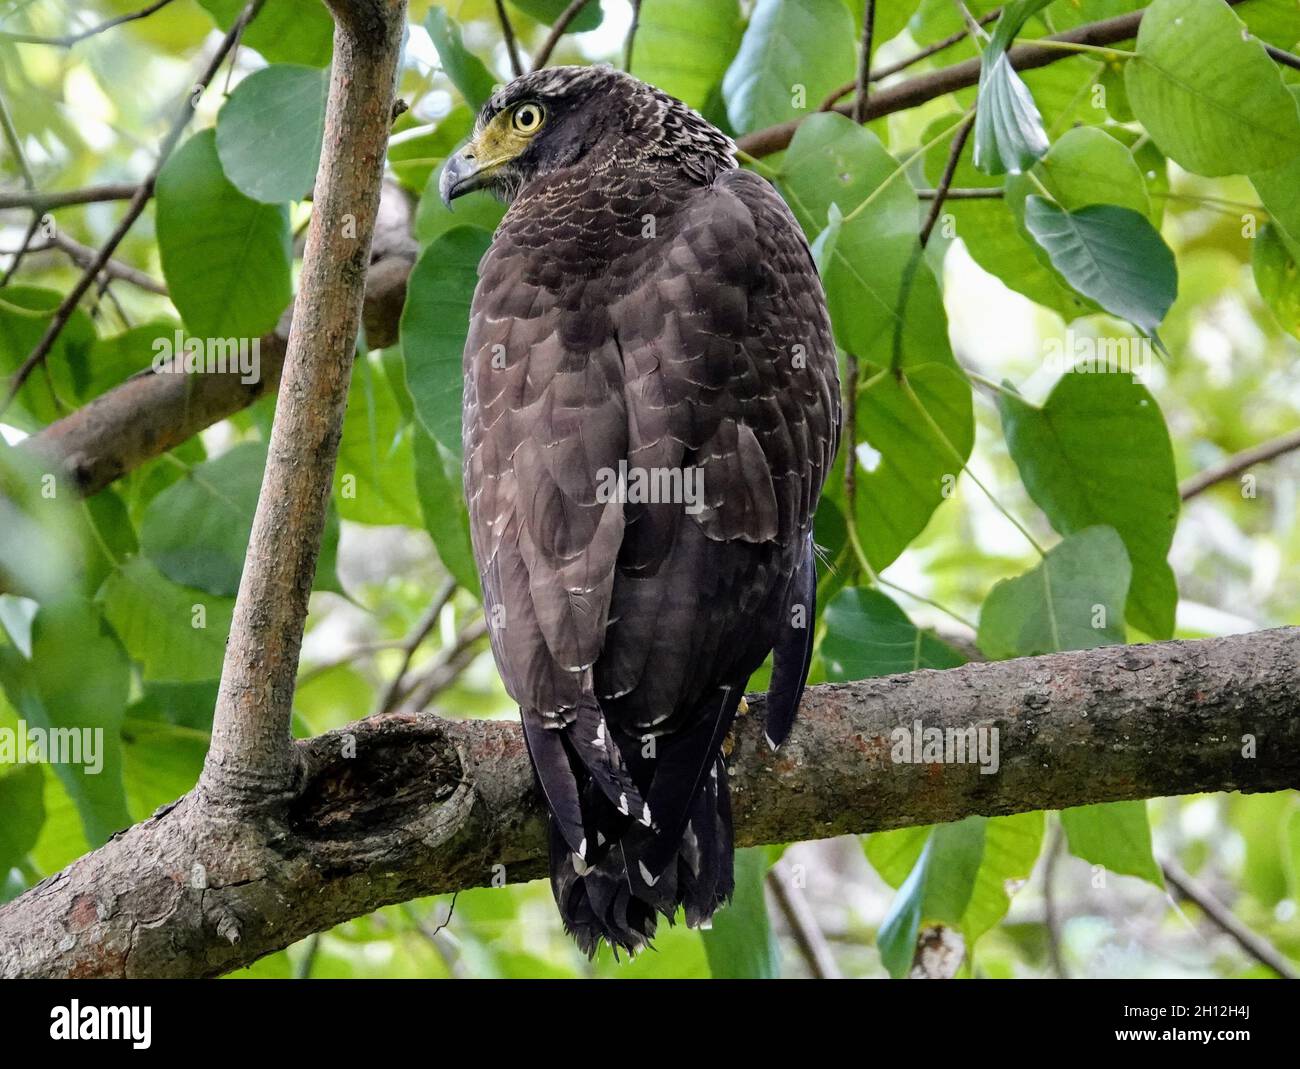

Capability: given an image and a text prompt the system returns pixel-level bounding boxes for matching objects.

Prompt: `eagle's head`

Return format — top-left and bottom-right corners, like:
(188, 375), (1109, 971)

(439, 65), (735, 207)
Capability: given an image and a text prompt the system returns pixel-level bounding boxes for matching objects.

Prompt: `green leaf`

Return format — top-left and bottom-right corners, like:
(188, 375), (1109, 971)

(977, 526), (1130, 659)
(629, 0), (744, 108)
(1254, 222), (1300, 338)
(877, 818), (986, 977)
(215, 64), (329, 203)
(872, 816), (1045, 962)
(393, 105), (474, 194)
(401, 226), (492, 455)
(722, 0), (856, 136)
(973, 0), (1056, 175)
(139, 441), (265, 596)
(510, 0), (603, 33)
(0, 287), (96, 431)
(999, 373), (1179, 638)
(1125, 0), (1300, 177)
(83, 320), (181, 402)
(335, 356), (423, 527)
(779, 113), (954, 370)
(0, 597), (131, 846)
(413, 427), (481, 596)
(1023, 196), (1177, 344)
(0, 765), (44, 878)
(852, 364), (974, 572)
(1250, 87), (1300, 251)
(0, 445), (88, 601)
(961, 812), (1046, 944)
(155, 129), (293, 339)
(821, 587), (966, 680)
(701, 847), (779, 977)
(974, 54), (1049, 176)
(1019, 125), (1154, 222)
(121, 718), (208, 822)
(426, 8), (499, 110)
(199, 0), (332, 66)
(922, 116), (1092, 321)
(99, 557), (234, 683)
(1060, 801), (1164, 887)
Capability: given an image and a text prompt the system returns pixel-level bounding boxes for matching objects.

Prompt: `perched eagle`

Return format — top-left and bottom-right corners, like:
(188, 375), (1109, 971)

(440, 66), (840, 955)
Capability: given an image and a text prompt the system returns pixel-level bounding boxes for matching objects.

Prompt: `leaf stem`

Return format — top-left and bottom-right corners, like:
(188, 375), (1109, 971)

(898, 375), (1047, 557)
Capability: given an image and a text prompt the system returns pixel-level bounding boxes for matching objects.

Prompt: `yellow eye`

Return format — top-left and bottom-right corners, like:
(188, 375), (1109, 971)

(512, 103), (545, 134)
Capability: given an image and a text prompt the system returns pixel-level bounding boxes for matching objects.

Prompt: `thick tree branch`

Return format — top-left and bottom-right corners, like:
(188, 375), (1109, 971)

(0, 628), (1295, 978)
(201, 0), (407, 802)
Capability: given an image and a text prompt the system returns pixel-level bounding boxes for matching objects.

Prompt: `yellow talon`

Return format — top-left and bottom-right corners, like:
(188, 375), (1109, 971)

(736, 696), (750, 716)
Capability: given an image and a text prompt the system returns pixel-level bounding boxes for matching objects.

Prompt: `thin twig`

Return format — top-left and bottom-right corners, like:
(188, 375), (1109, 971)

(1042, 821), (1068, 979)
(397, 617), (490, 711)
(374, 578), (457, 714)
(916, 186), (1002, 199)
(1265, 43), (1300, 73)
(493, 0), (523, 78)
(0, 0), (178, 47)
(531, 0), (591, 71)
(919, 112), (974, 247)
(766, 860), (842, 979)
(1161, 858), (1298, 979)
(853, 0), (876, 125)
(623, 0), (642, 72)
(819, 7), (1002, 111)
(1179, 429), (1300, 500)
(842, 354), (859, 550)
(1, 213), (44, 286)
(0, 0), (264, 418)
(0, 182), (141, 211)
(0, 90), (36, 190)
(49, 232), (168, 296)
(741, 3), (1256, 158)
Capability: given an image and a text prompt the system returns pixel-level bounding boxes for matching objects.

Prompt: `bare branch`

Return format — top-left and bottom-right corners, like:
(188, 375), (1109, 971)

(202, 0), (407, 802)
(494, 0), (524, 78)
(1162, 858), (1298, 980)
(0, 627), (1296, 978)
(818, 7), (1002, 112)
(0, 0), (178, 47)
(853, 1), (876, 125)
(767, 860), (842, 979)
(1179, 429), (1300, 500)
(531, 0), (592, 71)
(374, 579), (457, 715)
(919, 113), (974, 247)
(623, 0), (642, 72)
(47, 233), (168, 296)
(0, 183), (140, 212)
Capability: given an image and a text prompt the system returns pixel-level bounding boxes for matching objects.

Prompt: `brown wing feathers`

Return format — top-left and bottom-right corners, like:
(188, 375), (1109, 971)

(459, 71), (839, 956)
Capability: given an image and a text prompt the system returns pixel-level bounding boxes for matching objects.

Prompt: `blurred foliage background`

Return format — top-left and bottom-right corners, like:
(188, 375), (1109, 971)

(1, 0), (1299, 977)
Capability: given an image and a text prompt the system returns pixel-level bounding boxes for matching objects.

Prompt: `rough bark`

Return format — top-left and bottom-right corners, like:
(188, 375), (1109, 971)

(200, 0), (408, 803)
(0, 628), (1295, 979)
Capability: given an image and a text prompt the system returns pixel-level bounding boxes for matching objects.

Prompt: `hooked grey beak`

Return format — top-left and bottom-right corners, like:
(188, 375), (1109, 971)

(439, 149), (487, 208)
